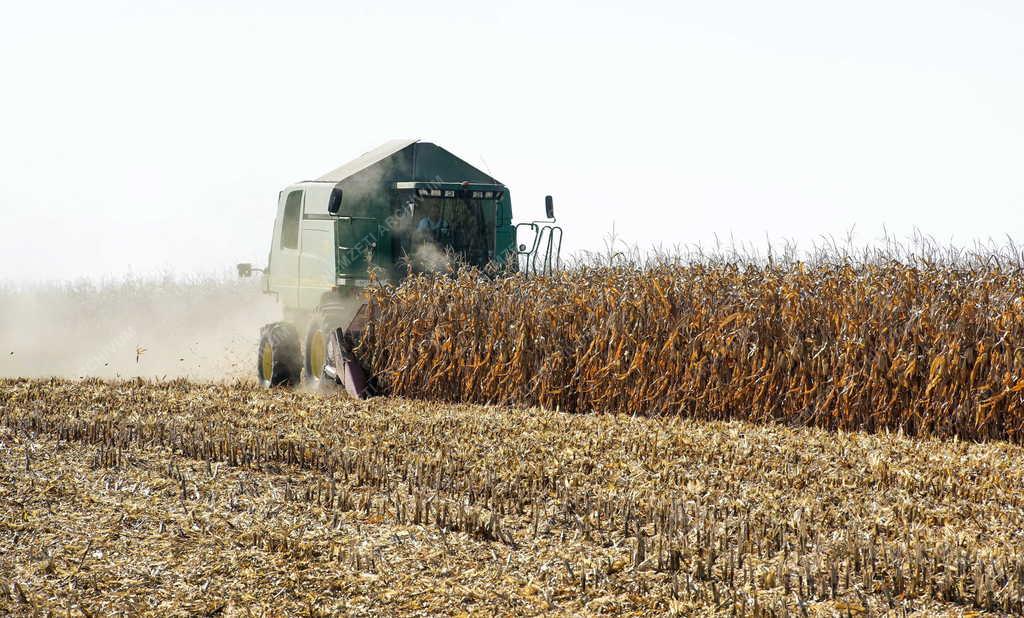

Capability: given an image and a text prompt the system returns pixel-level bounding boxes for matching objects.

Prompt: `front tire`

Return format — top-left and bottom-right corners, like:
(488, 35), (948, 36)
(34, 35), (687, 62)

(257, 322), (302, 388)
(304, 318), (330, 390)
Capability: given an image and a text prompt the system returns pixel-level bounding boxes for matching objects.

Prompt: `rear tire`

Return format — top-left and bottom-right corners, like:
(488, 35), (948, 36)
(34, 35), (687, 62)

(257, 322), (301, 388)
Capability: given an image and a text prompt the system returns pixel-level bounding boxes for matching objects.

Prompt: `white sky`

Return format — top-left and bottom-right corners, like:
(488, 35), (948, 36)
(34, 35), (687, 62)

(1, 0), (1022, 282)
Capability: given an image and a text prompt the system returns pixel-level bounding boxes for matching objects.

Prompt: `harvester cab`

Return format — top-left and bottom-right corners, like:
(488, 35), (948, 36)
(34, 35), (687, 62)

(238, 139), (562, 397)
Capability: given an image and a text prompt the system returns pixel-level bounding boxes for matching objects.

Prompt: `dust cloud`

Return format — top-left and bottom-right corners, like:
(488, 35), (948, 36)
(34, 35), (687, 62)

(412, 242), (451, 272)
(0, 272), (280, 381)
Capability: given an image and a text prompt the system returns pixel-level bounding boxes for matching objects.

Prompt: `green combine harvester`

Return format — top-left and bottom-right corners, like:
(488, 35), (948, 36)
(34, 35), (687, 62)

(238, 139), (562, 398)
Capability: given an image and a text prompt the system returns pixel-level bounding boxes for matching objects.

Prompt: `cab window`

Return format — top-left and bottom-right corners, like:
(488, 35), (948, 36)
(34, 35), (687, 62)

(281, 191), (302, 250)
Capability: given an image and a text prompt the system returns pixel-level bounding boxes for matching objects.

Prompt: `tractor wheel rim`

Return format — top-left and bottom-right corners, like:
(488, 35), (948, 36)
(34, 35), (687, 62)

(261, 343), (273, 380)
(310, 332), (325, 379)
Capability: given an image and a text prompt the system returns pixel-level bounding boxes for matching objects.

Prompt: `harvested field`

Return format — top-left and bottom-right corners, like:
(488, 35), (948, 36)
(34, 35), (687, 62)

(3, 379), (1024, 616)
(361, 259), (1024, 442)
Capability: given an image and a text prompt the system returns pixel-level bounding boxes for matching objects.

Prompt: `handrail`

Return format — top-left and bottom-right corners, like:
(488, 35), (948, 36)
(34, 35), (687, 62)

(516, 222), (563, 276)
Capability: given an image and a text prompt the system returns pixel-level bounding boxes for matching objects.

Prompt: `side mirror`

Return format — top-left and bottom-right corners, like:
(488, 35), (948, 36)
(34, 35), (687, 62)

(545, 195), (555, 220)
(328, 187), (344, 215)
(236, 263), (253, 278)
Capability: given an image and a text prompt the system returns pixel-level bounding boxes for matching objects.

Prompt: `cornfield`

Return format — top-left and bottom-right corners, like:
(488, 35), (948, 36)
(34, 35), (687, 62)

(360, 253), (1024, 442)
(4, 379), (1024, 616)
(6, 249), (1024, 615)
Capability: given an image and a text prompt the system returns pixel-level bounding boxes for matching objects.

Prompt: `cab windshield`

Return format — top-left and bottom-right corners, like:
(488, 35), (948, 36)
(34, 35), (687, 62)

(409, 198), (493, 270)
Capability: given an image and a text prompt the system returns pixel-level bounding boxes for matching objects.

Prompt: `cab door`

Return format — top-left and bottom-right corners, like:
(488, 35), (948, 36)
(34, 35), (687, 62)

(271, 189), (303, 307)
(298, 224), (336, 309)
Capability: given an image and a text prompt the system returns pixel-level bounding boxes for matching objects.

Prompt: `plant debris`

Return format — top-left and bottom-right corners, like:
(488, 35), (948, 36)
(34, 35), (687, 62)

(2, 379), (1023, 615)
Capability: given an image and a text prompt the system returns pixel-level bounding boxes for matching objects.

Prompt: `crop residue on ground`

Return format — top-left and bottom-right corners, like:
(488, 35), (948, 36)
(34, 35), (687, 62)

(2, 379), (1023, 616)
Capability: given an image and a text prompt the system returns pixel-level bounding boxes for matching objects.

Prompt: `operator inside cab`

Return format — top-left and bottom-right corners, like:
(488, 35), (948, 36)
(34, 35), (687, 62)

(415, 207), (446, 241)
(409, 202), (450, 272)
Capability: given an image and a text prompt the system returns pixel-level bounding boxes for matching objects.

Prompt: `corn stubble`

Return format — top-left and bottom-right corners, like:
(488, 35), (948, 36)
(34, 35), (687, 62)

(361, 260), (1024, 442)
(3, 380), (1024, 616)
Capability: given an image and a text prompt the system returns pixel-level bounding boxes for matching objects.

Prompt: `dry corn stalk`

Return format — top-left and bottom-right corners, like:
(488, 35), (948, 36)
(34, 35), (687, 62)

(359, 261), (1024, 442)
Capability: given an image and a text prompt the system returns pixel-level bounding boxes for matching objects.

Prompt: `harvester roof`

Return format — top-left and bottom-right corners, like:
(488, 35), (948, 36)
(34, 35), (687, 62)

(315, 139), (418, 183)
(310, 140), (500, 186)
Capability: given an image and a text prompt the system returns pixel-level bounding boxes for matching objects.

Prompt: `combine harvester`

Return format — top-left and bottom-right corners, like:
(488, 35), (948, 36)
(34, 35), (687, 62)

(238, 139), (562, 397)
